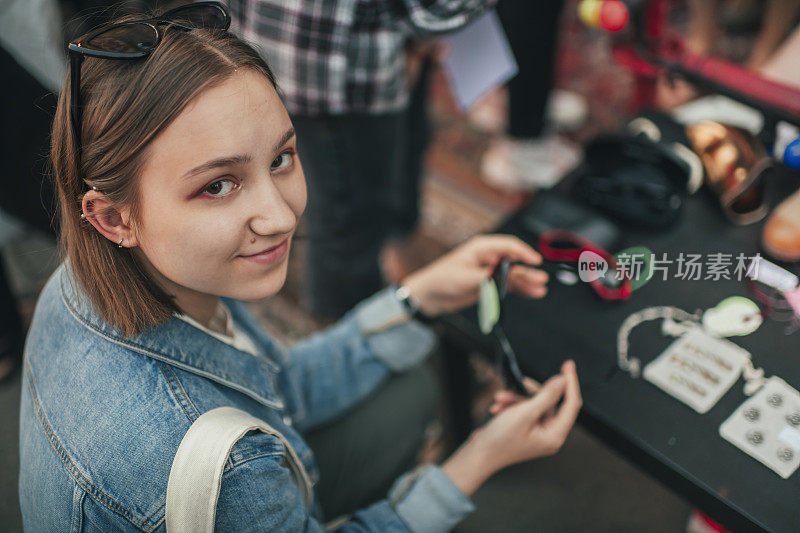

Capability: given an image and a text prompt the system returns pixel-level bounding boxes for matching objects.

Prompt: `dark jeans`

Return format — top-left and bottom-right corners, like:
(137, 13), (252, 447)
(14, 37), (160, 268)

(395, 58), (433, 240)
(0, 45), (57, 365)
(0, 46), (57, 235)
(293, 62), (431, 319)
(498, 0), (565, 139)
(0, 264), (22, 353)
(303, 362), (438, 520)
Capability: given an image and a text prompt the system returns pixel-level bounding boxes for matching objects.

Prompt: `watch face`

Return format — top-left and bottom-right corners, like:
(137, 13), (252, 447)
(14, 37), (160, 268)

(395, 285), (410, 299)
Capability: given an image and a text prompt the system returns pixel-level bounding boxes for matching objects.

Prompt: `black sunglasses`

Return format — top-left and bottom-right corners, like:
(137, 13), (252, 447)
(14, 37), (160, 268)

(477, 258), (533, 396)
(68, 1), (231, 173)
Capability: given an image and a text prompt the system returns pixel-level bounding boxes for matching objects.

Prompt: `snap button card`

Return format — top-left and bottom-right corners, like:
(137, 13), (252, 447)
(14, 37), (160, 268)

(720, 376), (800, 479)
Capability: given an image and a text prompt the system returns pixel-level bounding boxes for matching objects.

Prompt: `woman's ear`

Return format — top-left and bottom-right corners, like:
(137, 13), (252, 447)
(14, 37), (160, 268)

(81, 190), (139, 248)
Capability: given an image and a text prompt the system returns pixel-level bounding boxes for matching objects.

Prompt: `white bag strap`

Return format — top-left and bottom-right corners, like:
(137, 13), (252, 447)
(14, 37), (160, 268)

(166, 406), (313, 533)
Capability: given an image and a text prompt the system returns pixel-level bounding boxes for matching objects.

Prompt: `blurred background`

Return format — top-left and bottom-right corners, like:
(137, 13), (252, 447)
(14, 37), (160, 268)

(3, 0), (800, 530)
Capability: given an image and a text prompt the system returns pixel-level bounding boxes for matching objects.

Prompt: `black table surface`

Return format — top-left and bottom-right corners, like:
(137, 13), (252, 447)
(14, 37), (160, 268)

(443, 181), (800, 532)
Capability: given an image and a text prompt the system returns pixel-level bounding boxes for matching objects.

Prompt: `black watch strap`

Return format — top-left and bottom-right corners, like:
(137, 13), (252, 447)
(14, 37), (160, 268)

(394, 285), (433, 324)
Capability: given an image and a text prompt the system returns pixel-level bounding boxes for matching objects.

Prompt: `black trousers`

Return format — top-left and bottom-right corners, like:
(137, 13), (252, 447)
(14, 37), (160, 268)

(293, 61), (432, 319)
(302, 362), (438, 520)
(0, 46), (57, 235)
(0, 46), (58, 345)
(498, 0), (566, 139)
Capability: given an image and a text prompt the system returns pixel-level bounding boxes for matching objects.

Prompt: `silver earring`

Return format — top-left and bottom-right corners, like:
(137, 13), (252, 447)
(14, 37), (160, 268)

(92, 186), (98, 191)
(79, 213), (85, 219)
(118, 238), (124, 248)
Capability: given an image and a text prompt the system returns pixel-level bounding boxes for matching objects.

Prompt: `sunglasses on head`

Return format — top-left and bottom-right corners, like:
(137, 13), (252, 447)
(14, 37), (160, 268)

(68, 1), (231, 175)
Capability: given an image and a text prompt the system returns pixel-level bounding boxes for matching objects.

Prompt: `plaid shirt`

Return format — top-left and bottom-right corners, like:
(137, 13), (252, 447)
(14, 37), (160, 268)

(226, 0), (492, 116)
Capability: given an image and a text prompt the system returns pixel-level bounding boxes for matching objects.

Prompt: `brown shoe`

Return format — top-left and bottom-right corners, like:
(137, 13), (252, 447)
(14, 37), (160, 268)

(763, 187), (800, 262)
(686, 121), (771, 225)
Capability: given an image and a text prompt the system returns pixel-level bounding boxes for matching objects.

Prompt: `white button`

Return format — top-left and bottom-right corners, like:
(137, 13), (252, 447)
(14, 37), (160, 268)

(282, 415), (293, 426)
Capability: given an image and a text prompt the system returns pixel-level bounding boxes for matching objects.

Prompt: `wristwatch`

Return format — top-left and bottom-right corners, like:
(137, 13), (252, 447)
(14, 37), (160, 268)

(394, 285), (433, 324)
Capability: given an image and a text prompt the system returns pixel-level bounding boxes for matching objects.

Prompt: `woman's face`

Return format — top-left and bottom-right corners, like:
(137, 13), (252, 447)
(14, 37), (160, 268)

(130, 69), (306, 313)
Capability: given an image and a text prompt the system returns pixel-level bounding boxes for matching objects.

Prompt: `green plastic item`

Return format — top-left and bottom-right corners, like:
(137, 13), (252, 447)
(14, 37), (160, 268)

(478, 277), (500, 335)
(703, 296), (762, 337)
(614, 246), (654, 291)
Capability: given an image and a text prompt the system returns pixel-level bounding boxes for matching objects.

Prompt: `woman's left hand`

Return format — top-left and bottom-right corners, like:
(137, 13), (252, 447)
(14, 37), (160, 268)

(400, 234), (549, 317)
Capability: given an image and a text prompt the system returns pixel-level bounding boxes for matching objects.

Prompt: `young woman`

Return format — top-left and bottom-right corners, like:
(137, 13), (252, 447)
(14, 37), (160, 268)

(18, 3), (582, 531)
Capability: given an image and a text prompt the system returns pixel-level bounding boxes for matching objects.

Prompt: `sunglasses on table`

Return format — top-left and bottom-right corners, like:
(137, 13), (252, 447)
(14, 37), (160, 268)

(537, 229), (632, 301)
(68, 1), (231, 172)
(477, 230), (632, 395)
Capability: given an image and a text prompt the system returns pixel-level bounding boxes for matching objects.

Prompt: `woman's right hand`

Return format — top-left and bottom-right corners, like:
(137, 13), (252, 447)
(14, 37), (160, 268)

(441, 361), (582, 496)
(477, 360), (582, 470)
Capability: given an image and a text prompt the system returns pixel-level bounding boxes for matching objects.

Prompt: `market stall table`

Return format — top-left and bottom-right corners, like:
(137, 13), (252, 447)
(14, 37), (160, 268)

(438, 181), (800, 533)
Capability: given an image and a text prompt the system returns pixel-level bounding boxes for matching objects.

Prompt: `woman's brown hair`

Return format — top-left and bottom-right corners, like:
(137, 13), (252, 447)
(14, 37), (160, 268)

(52, 19), (276, 337)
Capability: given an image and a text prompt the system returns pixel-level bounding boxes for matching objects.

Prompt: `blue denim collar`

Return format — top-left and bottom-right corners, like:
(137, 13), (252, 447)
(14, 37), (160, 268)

(57, 265), (285, 410)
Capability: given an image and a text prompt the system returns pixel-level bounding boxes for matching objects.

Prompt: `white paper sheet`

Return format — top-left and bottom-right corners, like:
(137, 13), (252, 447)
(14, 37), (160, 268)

(442, 10), (518, 110)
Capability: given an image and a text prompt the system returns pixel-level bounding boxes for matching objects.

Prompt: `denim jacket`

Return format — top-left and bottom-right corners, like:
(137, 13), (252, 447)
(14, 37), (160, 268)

(19, 264), (475, 531)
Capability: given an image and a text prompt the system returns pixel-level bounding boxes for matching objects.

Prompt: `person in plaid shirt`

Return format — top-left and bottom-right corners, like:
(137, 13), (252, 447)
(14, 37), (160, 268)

(228, 0), (494, 318)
